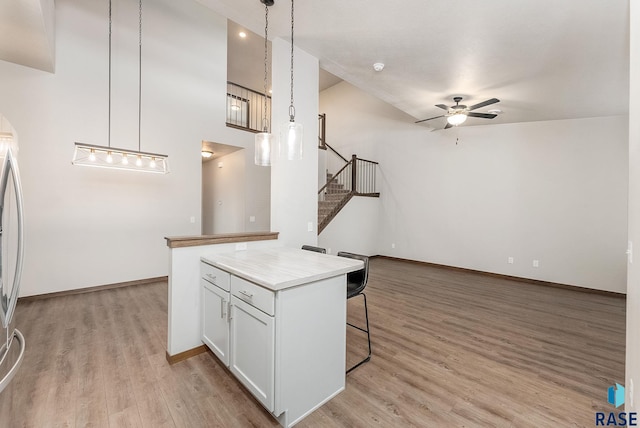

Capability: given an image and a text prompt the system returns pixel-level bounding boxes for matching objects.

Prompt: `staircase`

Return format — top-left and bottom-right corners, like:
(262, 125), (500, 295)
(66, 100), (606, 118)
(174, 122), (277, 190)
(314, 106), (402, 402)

(318, 172), (353, 230)
(317, 114), (380, 234)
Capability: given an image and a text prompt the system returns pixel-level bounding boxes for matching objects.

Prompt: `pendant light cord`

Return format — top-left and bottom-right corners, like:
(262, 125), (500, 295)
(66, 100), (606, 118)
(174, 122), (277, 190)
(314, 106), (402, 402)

(138, 0), (142, 152)
(108, 0), (143, 152)
(262, 3), (269, 132)
(108, 0), (112, 149)
(289, 0), (295, 121)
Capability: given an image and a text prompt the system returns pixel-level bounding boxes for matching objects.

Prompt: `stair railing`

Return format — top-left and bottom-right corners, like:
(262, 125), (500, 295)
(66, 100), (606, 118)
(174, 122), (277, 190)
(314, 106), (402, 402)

(318, 160), (352, 202)
(318, 155), (379, 201)
(352, 155), (379, 195)
(317, 113), (380, 233)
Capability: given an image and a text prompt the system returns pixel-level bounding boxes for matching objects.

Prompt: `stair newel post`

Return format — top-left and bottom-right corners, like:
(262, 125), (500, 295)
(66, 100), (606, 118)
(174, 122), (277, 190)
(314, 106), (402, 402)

(319, 113), (326, 149)
(351, 154), (357, 193)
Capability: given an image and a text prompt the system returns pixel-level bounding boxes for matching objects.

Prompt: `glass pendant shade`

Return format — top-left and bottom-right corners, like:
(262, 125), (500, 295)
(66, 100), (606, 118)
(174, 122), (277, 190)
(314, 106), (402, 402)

(280, 0), (303, 161)
(72, 143), (169, 174)
(280, 120), (303, 160)
(447, 113), (467, 126)
(254, 132), (273, 166)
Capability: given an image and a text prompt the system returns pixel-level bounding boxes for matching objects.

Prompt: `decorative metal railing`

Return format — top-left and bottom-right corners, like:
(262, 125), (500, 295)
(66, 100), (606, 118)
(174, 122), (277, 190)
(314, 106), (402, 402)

(226, 82), (271, 133)
(318, 153), (379, 233)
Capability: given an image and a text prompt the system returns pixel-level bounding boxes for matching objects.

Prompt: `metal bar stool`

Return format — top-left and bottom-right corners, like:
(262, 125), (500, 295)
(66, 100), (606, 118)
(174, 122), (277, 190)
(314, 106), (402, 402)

(337, 251), (371, 373)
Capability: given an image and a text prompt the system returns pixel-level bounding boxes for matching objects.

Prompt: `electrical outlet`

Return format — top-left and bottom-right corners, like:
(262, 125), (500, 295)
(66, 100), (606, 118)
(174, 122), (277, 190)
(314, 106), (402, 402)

(533, 260), (539, 268)
(508, 257), (514, 264)
(249, 216), (255, 223)
(307, 221), (313, 232)
(327, 248), (332, 254)
(391, 243), (396, 249)
(189, 216), (195, 224)
(235, 242), (247, 251)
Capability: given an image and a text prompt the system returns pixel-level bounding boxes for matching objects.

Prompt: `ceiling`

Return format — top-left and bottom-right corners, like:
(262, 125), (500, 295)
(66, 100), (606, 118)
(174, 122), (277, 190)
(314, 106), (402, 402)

(200, 0), (630, 127)
(201, 141), (243, 162)
(2, 0), (630, 128)
(227, 19), (343, 93)
(0, 0), (55, 72)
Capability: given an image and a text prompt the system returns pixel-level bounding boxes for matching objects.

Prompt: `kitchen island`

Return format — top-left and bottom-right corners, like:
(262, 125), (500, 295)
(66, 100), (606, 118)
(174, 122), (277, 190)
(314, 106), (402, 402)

(200, 247), (363, 427)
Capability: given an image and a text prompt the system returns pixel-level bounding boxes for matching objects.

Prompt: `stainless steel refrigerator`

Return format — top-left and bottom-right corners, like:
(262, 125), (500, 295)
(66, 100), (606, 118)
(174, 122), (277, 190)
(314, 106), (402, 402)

(0, 118), (25, 394)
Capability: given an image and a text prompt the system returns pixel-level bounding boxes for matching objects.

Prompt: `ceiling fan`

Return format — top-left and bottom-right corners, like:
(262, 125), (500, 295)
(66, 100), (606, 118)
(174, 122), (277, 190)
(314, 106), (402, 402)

(415, 96), (500, 129)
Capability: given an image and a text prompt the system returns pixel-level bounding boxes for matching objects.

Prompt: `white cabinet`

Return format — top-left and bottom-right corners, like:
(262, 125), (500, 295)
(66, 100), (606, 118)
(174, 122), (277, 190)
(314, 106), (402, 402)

(230, 295), (275, 411)
(201, 280), (229, 365)
(201, 263), (231, 366)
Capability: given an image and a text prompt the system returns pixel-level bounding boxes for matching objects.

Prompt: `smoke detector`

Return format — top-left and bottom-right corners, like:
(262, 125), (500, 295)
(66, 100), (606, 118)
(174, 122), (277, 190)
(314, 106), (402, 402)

(373, 62), (385, 72)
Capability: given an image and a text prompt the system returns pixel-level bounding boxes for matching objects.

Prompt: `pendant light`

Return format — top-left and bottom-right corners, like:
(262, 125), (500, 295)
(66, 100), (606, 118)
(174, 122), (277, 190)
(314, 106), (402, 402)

(72, 0), (169, 174)
(255, 0), (274, 166)
(280, 0), (303, 160)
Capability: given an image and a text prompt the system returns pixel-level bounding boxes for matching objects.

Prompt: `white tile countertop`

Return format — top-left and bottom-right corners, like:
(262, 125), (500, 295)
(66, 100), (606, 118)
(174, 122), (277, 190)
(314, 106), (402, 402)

(201, 247), (364, 291)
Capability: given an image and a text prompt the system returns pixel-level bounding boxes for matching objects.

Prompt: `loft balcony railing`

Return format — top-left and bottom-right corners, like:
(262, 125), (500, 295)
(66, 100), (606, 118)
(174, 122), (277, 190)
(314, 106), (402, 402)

(226, 82), (271, 133)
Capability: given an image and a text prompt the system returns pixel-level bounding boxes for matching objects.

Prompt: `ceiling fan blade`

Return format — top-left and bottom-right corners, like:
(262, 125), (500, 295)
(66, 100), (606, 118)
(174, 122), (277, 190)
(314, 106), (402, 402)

(444, 122), (453, 130)
(415, 115), (445, 124)
(468, 98), (500, 111)
(435, 104), (450, 110)
(467, 112), (498, 119)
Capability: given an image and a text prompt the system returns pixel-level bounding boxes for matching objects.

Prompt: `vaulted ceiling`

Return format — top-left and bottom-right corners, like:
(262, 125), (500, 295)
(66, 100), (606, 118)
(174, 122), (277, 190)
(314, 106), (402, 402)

(201, 0), (630, 127)
(0, 0), (55, 72)
(2, 0), (629, 128)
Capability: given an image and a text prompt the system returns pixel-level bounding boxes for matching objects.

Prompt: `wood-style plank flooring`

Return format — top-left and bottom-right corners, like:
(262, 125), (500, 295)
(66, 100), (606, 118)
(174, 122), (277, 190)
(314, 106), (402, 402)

(0, 257), (625, 427)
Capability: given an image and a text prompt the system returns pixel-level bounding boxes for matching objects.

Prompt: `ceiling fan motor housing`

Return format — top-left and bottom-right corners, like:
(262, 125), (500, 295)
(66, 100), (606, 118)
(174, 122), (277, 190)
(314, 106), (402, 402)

(452, 96), (467, 110)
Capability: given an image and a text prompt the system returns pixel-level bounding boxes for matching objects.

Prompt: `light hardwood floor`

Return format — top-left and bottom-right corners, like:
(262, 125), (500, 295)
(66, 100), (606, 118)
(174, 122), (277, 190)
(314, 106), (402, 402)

(0, 258), (625, 427)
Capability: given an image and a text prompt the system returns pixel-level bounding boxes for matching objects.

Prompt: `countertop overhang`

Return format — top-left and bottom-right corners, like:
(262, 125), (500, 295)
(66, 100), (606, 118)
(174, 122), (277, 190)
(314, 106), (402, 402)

(201, 247), (364, 291)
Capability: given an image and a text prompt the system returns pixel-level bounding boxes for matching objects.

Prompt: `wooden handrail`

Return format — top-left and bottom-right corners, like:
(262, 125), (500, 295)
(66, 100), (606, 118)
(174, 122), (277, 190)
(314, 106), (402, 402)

(355, 157), (379, 165)
(318, 159), (352, 195)
(227, 81), (272, 100)
(324, 141), (349, 163)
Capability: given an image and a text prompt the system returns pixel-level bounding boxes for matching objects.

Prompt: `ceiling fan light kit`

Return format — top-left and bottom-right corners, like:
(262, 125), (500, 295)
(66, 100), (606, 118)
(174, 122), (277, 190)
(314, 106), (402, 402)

(447, 113), (467, 126)
(416, 96), (500, 130)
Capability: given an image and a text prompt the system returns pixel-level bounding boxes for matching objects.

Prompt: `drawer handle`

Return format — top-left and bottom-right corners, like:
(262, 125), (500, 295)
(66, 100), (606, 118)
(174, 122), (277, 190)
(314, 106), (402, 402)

(206, 273), (217, 283)
(221, 299), (227, 319)
(239, 290), (253, 299)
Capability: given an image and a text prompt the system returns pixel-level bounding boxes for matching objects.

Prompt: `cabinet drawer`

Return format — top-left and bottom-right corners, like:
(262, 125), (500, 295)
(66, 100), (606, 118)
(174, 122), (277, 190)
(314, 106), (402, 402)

(201, 262), (231, 292)
(231, 275), (275, 316)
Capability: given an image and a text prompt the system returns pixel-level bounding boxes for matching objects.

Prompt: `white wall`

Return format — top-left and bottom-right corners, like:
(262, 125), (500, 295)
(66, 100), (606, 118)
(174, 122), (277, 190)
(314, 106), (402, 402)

(270, 38), (319, 248)
(320, 81), (628, 292)
(0, 0), (264, 296)
(202, 151), (245, 235)
(626, 0), (640, 411)
(319, 197), (380, 256)
(243, 150), (271, 233)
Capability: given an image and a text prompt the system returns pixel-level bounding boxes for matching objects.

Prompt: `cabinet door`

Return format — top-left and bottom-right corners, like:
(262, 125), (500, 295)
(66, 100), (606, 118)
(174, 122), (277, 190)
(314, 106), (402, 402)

(202, 280), (230, 366)
(230, 295), (275, 412)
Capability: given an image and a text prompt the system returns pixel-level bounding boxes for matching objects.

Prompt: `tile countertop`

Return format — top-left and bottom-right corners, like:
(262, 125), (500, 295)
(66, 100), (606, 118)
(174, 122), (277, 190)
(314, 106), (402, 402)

(201, 247), (364, 291)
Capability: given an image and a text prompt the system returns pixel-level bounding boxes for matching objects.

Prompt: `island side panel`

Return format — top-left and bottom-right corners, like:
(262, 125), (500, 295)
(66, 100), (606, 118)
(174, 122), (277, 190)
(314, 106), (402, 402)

(167, 240), (281, 357)
(274, 275), (347, 426)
